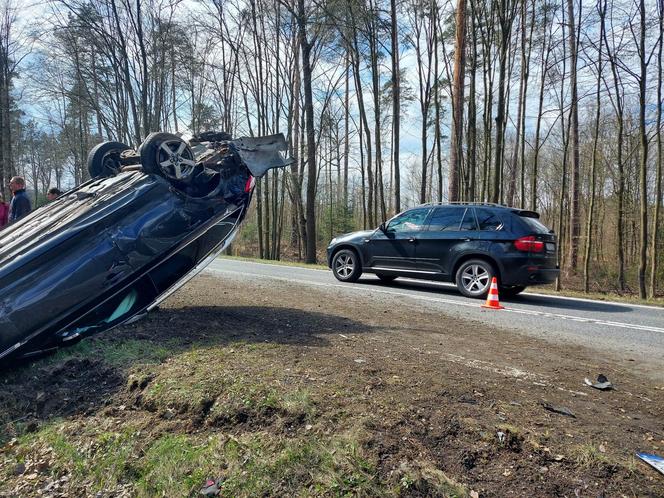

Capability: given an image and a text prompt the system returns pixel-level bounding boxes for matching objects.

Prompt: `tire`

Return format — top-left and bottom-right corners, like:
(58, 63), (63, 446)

(499, 285), (526, 297)
(139, 132), (197, 182)
(87, 141), (131, 178)
(376, 273), (397, 283)
(331, 249), (362, 283)
(455, 259), (496, 298)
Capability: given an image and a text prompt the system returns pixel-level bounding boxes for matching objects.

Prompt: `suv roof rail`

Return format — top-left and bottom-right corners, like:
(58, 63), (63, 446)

(418, 201), (507, 208)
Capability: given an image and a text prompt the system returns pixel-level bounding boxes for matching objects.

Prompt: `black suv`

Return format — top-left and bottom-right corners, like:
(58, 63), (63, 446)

(326, 203), (559, 298)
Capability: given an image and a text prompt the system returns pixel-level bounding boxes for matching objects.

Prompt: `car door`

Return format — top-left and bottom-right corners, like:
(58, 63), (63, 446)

(415, 206), (478, 275)
(367, 208), (431, 271)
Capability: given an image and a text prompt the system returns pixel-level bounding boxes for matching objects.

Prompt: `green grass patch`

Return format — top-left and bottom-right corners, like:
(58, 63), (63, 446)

(37, 337), (177, 369)
(218, 432), (383, 497)
(572, 443), (612, 468)
(2, 422), (390, 496)
(140, 345), (315, 424)
(137, 434), (217, 496)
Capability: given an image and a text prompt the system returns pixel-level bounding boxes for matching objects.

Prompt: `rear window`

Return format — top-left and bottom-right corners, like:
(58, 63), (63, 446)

(518, 213), (551, 234)
(475, 208), (503, 231)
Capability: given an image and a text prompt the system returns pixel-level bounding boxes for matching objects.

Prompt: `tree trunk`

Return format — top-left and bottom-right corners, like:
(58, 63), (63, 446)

(637, 0), (649, 298)
(492, 0), (514, 204)
(649, 0), (663, 298)
(449, 0), (466, 202)
(344, 52), (350, 210)
(466, 6), (477, 201)
(602, 8), (626, 291)
(584, 0), (604, 293)
(531, 1), (551, 211)
(368, 10), (386, 222)
(390, 0), (400, 213)
(567, 0), (581, 270)
(298, 0), (318, 264)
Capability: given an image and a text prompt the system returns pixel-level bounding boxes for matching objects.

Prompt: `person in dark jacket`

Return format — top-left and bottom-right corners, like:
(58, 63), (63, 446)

(8, 176), (31, 224)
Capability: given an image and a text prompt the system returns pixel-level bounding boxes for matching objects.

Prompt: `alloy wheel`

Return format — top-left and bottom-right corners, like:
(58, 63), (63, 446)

(334, 253), (355, 279)
(461, 264), (490, 295)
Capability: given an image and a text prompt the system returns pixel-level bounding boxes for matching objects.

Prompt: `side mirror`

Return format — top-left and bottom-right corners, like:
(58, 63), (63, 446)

(379, 222), (386, 233)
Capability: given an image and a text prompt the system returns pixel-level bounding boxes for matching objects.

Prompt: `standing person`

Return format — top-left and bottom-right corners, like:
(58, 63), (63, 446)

(46, 187), (62, 201)
(0, 195), (8, 228)
(8, 176), (31, 224)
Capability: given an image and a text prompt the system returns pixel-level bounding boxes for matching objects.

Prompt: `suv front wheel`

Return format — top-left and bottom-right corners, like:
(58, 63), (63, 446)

(455, 259), (495, 298)
(332, 249), (362, 282)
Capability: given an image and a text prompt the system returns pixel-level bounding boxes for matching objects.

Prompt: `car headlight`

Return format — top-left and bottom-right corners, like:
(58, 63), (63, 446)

(329, 238), (337, 245)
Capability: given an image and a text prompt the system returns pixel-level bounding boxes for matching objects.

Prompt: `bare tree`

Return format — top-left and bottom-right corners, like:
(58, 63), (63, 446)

(584, 0), (605, 293)
(449, 0), (466, 202)
(650, 0), (663, 297)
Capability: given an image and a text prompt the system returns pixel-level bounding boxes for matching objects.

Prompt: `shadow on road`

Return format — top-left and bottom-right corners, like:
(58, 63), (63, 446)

(354, 277), (632, 314)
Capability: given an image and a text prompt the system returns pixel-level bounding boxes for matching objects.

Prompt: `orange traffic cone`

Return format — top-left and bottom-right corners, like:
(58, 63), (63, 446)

(482, 277), (505, 309)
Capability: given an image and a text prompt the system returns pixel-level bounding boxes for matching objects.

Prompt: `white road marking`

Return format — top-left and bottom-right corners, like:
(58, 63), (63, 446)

(218, 258), (664, 310)
(206, 266), (664, 335)
(380, 276), (664, 310)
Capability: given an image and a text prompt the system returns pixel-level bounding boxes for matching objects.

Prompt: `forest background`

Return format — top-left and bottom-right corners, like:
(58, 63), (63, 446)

(0, 0), (662, 298)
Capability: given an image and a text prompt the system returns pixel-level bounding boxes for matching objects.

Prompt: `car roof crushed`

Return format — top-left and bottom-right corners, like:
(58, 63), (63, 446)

(0, 171), (148, 269)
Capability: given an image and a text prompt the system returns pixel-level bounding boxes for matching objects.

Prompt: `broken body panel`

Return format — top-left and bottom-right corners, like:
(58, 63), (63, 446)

(0, 133), (290, 364)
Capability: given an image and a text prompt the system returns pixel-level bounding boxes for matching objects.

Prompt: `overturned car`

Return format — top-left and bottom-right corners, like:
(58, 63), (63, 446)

(0, 131), (291, 364)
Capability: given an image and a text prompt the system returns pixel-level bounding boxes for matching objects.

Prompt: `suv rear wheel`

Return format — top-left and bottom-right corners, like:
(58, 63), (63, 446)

(455, 259), (495, 298)
(332, 249), (362, 282)
(87, 141), (131, 178)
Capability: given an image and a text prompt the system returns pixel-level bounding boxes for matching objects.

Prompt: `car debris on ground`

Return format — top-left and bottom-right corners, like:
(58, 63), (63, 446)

(540, 401), (576, 418)
(584, 373), (614, 390)
(636, 452), (664, 478)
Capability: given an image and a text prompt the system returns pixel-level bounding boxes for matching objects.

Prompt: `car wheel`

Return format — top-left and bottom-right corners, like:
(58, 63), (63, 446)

(455, 259), (495, 298)
(140, 132), (197, 182)
(87, 141), (131, 178)
(332, 249), (362, 282)
(376, 273), (397, 283)
(499, 285), (526, 297)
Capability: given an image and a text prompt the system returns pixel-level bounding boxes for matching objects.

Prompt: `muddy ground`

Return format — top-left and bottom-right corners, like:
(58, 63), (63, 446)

(1, 273), (663, 497)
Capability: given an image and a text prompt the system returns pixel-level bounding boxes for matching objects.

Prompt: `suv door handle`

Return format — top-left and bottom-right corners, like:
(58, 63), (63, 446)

(408, 237), (416, 243)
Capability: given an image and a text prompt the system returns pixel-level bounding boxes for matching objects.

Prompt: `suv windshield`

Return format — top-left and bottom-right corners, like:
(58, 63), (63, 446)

(387, 208), (430, 232)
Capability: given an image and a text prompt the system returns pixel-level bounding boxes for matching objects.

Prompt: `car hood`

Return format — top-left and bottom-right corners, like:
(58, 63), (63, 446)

(331, 229), (376, 244)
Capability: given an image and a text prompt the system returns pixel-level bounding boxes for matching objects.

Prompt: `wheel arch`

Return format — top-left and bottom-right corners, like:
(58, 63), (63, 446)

(329, 244), (364, 268)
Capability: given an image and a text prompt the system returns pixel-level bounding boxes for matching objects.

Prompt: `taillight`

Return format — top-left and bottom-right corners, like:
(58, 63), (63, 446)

(514, 235), (544, 252)
(244, 176), (255, 192)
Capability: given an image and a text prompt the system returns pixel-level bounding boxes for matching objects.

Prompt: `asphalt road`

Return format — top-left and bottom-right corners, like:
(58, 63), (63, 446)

(206, 258), (664, 374)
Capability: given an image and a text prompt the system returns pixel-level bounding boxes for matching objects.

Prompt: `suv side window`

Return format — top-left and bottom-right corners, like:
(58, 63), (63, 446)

(428, 206), (466, 231)
(475, 208), (503, 230)
(387, 208), (430, 232)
